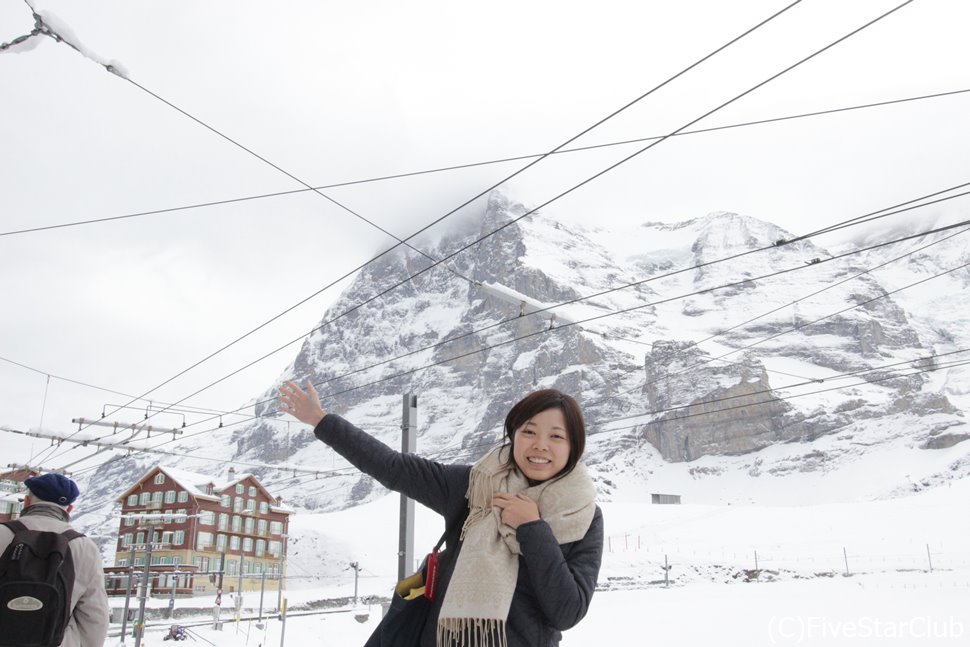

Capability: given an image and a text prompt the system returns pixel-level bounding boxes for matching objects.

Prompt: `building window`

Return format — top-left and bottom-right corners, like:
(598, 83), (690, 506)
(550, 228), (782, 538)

(232, 516), (242, 533)
(235, 484), (244, 494)
(136, 532), (145, 545)
(230, 536), (241, 550)
(245, 499), (255, 513)
(122, 534), (133, 546)
(243, 538), (253, 552)
(164, 490), (176, 504)
(226, 559), (238, 576)
(270, 521), (283, 535)
(220, 494), (230, 508)
(134, 557), (145, 566)
(176, 509), (187, 523)
(127, 494), (138, 506)
(117, 558), (128, 567)
(151, 556), (161, 566)
(154, 473), (165, 485)
(174, 531), (185, 545)
(244, 517), (254, 534)
(216, 534), (227, 551)
(139, 492), (151, 505)
(151, 491), (163, 506)
(248, 486), (257, 497)
(196, 532), (213, 550)
(200, 510), (215, 525)
(257, 520), (267, 536)
(125, 517), (136, 527)
(268, 540), (281, 557)
(177, 491), (188, 503)
(259, 501), (269, 514)
(233, 497), (243, 513)
(255, 539), (266, 557)
(218, 513), (229, 531)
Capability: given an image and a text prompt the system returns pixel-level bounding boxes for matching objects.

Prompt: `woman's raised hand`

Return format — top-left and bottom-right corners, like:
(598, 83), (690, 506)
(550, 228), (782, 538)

(278, 379), (327, 428)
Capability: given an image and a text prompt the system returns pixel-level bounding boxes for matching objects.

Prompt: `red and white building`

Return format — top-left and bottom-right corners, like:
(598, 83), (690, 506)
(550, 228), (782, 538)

(104, 465), (293, 596)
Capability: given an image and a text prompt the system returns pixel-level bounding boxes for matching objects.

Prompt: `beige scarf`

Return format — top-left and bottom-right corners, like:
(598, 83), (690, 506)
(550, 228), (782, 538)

(436, 445), (597, 647)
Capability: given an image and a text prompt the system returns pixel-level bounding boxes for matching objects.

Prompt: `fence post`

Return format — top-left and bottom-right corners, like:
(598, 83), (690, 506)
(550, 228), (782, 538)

(843, 547), (850, 576)
(926, 544), (934, 572)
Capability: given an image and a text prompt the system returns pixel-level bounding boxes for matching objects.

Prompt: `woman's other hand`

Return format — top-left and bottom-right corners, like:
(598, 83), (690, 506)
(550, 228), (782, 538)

(492, 492), (540, 529)
(279, 379), (327, 427)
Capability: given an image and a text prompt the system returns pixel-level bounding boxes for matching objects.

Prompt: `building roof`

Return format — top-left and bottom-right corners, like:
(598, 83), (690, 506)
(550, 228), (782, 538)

(114, 465), (292, 514)
(0, 468), (39, 482)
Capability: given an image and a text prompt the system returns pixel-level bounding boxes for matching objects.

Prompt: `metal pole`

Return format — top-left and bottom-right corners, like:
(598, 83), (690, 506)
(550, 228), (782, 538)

(843, 547), (850, 576)
(259, 570), (266, 622)
(279, 598), (288, 647)
(927, 544), (934, 572)
(398, 393), (417, 580)
(168, 569), (177, 618)
(238, 553), (245, 595)
(214, 551), (225, 630)
(134, 530), (154, 647)
(120, 546), (136, 644)
(276, 539), (286, 614)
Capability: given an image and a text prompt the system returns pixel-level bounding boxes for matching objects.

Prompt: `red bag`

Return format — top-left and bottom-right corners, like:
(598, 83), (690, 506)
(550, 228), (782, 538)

(424, 547), (441, 600)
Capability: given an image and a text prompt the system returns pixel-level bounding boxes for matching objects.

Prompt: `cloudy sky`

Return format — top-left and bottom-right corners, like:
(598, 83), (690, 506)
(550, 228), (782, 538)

(2, 0), (969, 472)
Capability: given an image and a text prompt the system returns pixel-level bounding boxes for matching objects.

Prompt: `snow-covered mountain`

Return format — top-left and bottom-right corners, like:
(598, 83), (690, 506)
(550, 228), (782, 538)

(71, 192), (970, 559)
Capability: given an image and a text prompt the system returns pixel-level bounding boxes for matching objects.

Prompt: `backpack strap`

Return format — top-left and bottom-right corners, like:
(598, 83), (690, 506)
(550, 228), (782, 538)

(1, 520), (28, 535)
(2, 520), (84, 541)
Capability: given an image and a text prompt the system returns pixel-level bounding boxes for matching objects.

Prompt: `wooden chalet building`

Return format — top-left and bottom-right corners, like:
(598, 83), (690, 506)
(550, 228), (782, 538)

(104, 465), (292, 597)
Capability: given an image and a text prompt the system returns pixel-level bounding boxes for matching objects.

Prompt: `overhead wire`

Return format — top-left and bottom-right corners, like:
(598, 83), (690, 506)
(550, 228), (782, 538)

(99, 0), (917, 442)
(1, 86), (966, 239)
(18, 0), (811, 472)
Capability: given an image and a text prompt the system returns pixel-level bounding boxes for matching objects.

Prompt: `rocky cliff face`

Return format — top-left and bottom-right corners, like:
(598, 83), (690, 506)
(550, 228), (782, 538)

(72, 196), (969, 543)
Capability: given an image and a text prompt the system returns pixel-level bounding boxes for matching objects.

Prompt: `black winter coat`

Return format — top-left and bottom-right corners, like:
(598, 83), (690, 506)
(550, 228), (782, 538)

(314, 414), (604, 647)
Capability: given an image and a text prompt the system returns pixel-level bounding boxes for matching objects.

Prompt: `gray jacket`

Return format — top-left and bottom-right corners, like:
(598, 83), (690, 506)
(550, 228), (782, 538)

(0, 502), (110, 647)
(315, 414), (604, 647)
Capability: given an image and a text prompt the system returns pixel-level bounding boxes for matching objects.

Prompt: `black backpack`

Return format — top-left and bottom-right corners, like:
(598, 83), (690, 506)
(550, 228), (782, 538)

(0, 520), (83, 647)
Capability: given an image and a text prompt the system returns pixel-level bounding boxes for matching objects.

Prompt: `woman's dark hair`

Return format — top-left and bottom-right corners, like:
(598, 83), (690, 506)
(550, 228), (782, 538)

(503, 389), (586, 479)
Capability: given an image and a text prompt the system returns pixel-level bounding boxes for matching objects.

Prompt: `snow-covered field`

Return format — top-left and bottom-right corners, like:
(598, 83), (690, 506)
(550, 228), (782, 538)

(108, 475), (970, 646)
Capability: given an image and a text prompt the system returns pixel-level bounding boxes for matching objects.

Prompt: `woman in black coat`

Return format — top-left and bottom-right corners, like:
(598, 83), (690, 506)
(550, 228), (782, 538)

(279, 381), (604, 647)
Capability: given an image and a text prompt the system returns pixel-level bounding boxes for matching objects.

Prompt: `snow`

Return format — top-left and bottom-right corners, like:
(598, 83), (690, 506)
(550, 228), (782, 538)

(103, 478), (970, 646)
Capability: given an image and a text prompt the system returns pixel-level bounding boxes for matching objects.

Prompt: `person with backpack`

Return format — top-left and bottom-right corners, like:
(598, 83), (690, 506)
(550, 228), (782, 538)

(0, 473), (109, 647)
(279, 381), (603, 647)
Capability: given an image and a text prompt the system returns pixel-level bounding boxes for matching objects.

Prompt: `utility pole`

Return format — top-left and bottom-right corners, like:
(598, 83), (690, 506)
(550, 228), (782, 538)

(398, 393), (417, 580)
(348, 561), (362, 605)
(258, 570), (267, 622)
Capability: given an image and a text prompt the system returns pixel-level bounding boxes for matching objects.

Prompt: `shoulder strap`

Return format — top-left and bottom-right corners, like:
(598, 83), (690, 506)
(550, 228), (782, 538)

(1, 520), (84, 541)
(434, 508), (469, 551)
(1, 520), (28, 535)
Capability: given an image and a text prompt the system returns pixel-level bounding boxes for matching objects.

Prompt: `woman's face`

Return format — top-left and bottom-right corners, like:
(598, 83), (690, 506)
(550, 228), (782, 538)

(512, 407), (571, 482)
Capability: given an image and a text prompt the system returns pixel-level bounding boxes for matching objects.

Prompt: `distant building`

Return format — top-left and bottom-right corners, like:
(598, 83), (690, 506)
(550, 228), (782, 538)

(0, 468), (39, 522)
(103, 465), (293, 597)
(651, 493), (682, 505)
